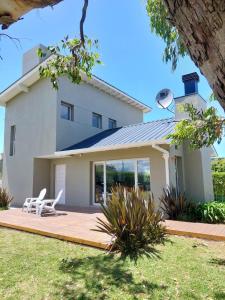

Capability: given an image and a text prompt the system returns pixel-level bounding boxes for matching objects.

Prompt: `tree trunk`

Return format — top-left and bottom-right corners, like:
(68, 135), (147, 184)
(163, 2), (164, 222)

(163, 0), (225, 112)
(0, 0), (62, 29)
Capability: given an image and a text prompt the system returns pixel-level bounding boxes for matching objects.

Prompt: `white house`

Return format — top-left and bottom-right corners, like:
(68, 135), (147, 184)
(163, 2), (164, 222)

(0, 45), (214, 207)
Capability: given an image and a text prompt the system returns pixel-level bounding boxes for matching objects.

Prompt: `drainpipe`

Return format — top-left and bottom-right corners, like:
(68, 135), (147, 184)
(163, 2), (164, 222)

(152, 144), (170, 187)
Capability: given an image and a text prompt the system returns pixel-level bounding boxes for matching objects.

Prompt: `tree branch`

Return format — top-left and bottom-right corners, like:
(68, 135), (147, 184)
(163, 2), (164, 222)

(0, 33), (21, 59)
(80, 0), (89, 44)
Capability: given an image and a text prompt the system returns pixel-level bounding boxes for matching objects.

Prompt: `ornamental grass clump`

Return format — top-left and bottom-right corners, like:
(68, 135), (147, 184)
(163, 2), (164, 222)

(159, 186), (195, 220)
(94, 186), (167, 262)
(0, 188), (13, 209)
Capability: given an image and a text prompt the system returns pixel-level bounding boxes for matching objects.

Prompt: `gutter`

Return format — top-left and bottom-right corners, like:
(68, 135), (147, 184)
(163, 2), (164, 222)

(152, 144), (170, 186)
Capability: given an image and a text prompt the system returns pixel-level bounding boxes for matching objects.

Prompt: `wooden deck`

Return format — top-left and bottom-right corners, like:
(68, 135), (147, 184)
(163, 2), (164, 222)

(0, 208), (225, 249)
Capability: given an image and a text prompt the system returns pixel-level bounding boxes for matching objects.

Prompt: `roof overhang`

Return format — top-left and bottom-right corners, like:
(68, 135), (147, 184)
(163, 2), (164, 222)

(0, 57), (151, 113)
(37, 139), (169, 159)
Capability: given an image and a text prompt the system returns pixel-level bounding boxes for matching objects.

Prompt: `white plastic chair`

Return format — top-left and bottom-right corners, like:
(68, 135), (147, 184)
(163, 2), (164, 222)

(22, 188), (47, 213)
(38, 190), (63, 216)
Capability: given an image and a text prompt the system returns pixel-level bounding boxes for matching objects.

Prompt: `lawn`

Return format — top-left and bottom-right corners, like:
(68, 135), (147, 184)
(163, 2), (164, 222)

(0, 228), (225, 300)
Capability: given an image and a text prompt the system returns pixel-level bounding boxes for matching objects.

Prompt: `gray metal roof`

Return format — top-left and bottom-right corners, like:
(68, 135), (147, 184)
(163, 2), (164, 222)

(63, 118), (176, 151)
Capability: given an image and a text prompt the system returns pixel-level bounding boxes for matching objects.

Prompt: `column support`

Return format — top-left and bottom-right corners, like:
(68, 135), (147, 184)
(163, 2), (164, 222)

(152, 144), (170, 187)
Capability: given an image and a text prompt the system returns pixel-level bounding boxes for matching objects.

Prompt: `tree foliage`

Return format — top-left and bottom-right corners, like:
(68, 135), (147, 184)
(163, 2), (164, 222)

(146, 0), (186, 70)
(212, 158), (225, 173)
(38, 36), (101, 89)
(168, 104), (225, 149)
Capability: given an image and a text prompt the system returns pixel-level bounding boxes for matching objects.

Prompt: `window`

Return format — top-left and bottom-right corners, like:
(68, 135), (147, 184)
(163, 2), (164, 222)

(92, 113), (102, 129)
(61, 101), (74, 121)
(9, 125), (16, 156)
(108, 118), (117, 129)
(93, 158), (151, 204)
(175, 156), (184, 192)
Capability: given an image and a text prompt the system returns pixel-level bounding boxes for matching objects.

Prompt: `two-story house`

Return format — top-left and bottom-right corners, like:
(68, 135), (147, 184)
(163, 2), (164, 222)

(0, 45), (214, 208)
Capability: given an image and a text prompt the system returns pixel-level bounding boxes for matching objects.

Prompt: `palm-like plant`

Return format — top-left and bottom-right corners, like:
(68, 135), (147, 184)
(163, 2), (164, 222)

(0, 188), (13, 209)
(94, 186), (167, 262)
(160, 186), (193, 220)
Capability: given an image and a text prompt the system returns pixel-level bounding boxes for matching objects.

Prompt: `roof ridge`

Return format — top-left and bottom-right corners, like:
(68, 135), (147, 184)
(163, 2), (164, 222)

(120, 117), (175, 129)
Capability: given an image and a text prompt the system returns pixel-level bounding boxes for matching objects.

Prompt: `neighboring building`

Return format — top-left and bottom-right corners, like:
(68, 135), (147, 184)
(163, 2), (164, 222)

(0, 45), (214, 207)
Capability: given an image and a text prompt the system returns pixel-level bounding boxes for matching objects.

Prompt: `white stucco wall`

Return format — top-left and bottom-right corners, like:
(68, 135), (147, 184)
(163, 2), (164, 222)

(3, 79), (57, 206)
(56, 77), (144, 150)
(49, 146), (166, 208)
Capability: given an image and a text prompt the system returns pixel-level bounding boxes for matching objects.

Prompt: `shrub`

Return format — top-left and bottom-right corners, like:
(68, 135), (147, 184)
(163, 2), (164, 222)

(159, 186), (195, 220)
(196, 201), (225, 224)
(0, 188), (13, 209)
(212, 172), (225, 202)
(95, 186), (167, 262)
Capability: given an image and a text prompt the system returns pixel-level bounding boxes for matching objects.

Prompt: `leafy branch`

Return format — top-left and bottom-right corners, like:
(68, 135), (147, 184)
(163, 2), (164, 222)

(38, 0), (101, 89)
(168, 104), (225, 149)
(146, 0), (187, 70)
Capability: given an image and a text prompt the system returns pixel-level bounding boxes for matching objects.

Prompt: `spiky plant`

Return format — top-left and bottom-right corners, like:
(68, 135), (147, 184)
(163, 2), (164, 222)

(94, 186), (167, 262)
(159, 186), (194, 220)
(0, 188), (13, 209)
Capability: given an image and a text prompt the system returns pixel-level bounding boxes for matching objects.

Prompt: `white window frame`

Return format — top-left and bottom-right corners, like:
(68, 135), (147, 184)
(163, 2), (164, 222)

(92, 112), (102, 129)
(61, 101), (74, 121)
(92, 158), (151, 206)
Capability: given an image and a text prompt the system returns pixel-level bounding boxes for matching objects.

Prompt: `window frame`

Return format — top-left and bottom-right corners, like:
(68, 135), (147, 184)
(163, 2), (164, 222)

(9, 125), (16, 156)
(92, 158), (151, 205)
(60, 101), (74, 121)
(92, 112), (102, 129)
(108, 118), (117, 129)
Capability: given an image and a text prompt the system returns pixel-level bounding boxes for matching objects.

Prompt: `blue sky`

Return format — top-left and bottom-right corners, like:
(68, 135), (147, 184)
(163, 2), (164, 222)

(0, 0), (224, 156)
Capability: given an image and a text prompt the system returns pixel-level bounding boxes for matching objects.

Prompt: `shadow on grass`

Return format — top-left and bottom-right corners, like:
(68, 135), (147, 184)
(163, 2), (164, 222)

(209, 258), (225, 266)
(214, 292), (225, 300)
(54, 254), (167, 299)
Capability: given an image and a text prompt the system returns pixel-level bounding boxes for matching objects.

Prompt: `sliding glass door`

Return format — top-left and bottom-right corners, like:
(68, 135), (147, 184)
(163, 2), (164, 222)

(94, 163), (105, 204)
(93, 158), (151, 205)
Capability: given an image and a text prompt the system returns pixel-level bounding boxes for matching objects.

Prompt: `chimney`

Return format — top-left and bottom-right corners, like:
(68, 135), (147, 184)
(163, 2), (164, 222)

(182, 72), (199, 96)
(22, 44), (50, 75)
(175, 72), (206, 120)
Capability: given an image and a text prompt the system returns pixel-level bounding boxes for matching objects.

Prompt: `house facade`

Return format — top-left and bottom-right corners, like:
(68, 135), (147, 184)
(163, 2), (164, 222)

(0, 45), (214, 207)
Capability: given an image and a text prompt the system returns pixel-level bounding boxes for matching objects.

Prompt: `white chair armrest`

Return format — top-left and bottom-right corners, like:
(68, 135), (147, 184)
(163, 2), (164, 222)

(25, 197), (38, 202)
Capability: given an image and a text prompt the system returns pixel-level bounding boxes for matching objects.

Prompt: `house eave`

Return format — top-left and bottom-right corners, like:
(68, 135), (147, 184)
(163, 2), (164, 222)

(36, 139), (170, 159)
(0, 57), (151, 113)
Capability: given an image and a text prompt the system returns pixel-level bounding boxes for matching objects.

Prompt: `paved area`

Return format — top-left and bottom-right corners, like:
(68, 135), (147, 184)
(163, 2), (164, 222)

(0, 208), (225, 249)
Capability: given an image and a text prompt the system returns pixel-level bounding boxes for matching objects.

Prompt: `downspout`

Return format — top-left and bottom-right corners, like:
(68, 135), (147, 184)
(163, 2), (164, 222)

(152, 144), (170, 187)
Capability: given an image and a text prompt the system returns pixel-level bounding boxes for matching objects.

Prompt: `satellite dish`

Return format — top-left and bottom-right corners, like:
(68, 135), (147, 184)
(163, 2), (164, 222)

(156, 88), (174, 109)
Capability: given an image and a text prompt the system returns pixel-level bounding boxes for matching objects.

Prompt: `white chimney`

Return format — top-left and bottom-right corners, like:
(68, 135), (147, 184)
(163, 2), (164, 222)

(22, 44), (50, 75)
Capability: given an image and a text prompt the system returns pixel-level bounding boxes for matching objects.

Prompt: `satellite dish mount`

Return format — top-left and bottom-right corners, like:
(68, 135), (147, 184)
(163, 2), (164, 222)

(155, 88), (174, 113)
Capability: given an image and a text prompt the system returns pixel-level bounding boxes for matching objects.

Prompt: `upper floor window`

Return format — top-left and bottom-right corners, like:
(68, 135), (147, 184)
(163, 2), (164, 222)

(9, 125), (16, 156)
(61, 101), (74, 121)
(108, 118), (117, 129)
(92, 113), (102, 129)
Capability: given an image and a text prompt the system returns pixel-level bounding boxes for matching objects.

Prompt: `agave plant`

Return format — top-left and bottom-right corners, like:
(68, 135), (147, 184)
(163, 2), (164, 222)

(0, 188), (13, 209)
(159, 186), (194, 220)
(94, 186), (167, 262)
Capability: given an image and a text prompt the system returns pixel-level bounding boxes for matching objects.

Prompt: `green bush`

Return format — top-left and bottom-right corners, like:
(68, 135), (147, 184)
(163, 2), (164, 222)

(159, 186), (195, 220)
(212, 172), (225, 201)
(95, 186), (167, 262)
(196, 201), (225, 224)
(0, 188), (13, 209)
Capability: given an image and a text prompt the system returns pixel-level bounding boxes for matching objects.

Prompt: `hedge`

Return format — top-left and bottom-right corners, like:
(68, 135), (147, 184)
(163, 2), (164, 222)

(212, 172), (225, 201)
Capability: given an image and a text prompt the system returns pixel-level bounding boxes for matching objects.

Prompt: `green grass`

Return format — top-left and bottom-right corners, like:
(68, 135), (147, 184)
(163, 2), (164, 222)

(0, 228), (225, 299)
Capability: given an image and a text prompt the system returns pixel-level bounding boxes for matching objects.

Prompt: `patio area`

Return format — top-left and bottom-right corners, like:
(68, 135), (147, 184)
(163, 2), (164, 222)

(0, 207), (225, 249)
